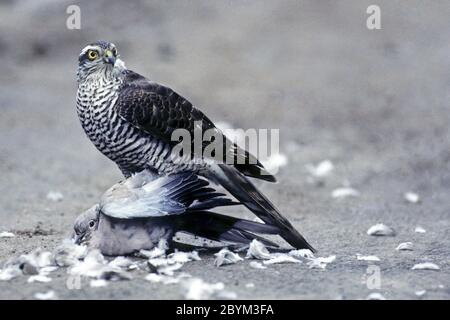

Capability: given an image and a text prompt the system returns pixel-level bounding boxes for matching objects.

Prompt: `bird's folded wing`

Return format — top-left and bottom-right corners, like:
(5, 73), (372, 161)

(115, 70), (219, 146)
(114, 71), (275, 181)
(100, 172), (235, 219)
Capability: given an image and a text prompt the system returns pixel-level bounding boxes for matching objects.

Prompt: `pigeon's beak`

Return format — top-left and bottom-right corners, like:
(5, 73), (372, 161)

(103, 50), (116, 66)
(73, 232), (84, 245)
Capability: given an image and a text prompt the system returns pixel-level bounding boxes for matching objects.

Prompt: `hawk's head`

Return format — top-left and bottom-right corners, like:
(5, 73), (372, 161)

(77, 41), (125, 82)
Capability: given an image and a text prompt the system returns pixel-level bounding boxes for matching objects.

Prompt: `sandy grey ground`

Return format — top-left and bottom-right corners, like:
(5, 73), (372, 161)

(0, 0), (449, 299)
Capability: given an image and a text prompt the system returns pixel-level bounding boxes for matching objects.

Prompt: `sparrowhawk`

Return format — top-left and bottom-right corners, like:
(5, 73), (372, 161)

(76, 40), (315, 251)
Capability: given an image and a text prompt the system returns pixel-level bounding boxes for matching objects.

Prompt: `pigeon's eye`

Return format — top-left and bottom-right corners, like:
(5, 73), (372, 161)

(87, 50), (98, 60)
(112, 47), (118, 56)
(88, 220), (96, 228)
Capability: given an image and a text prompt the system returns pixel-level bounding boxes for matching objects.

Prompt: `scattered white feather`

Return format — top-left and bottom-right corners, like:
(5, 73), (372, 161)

(367, 223), (396, 236)
(331, 187), (360, 199)
(167, 251), (201, 264)
(306, 255), (336, 269)
(40, 266), (59, 275)
(245, 240), (272, 260)
(356, 254), (380, 262)
(214, 248), (243, 267)
(414, 226), (426, 233)
(90, 279), (109, 288)
(108, 256), (134, 269)
(139, 247), (166, 259)
(249, 261), (267, 269)
(146, 249), (200, 276)
(34, 291), (57, 300)
(183, 278), (236, 300)
(366, 292), (386, 300)
(289, 249), (315, 259)
(263, 254), (302, 265)
(46, 191), (64, 202)
(27, 275), (52, 283)
(0, 266), (21, 281)
(415, 290), (426, 297)
(69, 249), (106, 277)
(247, 240), (321, 266)
(412, 262), (440, 271)
(146, 250), (200, 276)
(1, 248), (56, 281)
(245, 283), (255, 288)
(404, 192), (420, 204)
(0, 231), (15, 238)
(22, 249), (54, 268)
(69, 249), (130, 280)
(306, 160), (334, 178)
(53, 240), (88, 267)
(396, 242), (413, 251)
(147, 257), (170, 267)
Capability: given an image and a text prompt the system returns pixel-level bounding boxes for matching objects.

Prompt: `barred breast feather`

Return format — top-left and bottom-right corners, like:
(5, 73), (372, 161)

(76, 71), (207, 176)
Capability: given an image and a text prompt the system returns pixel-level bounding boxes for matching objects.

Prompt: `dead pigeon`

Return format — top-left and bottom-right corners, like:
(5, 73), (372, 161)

(73, 171), (281, 256)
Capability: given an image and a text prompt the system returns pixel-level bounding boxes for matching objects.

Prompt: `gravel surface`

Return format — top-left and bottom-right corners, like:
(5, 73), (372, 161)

(0, 0), (449, 299)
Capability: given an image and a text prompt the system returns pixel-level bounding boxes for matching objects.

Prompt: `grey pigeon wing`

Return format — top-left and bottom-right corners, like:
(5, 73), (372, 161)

(100, 173), (234, 219)
(100, 174), (191, 219)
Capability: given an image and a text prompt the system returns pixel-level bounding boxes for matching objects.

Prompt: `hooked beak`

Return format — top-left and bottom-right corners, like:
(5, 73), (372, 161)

(103, 50), (116, 66)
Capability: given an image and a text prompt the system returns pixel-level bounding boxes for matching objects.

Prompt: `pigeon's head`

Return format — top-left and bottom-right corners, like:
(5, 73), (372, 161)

(72, 204), (100, 245)
(77, 41), (126, 82)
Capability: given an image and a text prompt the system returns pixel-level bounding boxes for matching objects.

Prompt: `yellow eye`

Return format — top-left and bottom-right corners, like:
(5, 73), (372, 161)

(87, 50), (98, 60)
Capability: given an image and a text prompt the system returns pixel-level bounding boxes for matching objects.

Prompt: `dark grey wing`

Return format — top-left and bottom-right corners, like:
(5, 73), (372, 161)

(101, 172), (237, 219)
(175, 210), (282, 247)
(115, 70), (275, 182)
(116, 70), (218, 146)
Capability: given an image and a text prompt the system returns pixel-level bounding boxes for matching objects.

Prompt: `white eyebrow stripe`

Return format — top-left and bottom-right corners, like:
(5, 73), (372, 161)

(80, 45), (101, 56)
